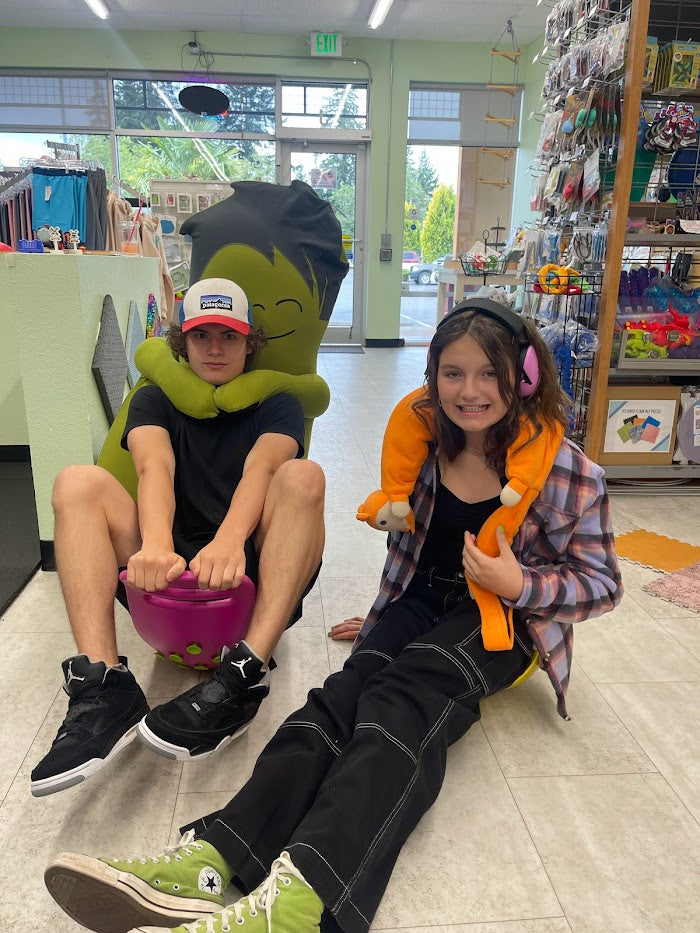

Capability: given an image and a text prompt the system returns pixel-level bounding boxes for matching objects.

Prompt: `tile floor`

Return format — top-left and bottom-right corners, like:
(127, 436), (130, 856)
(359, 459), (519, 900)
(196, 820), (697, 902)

(2, 346), (700, 932)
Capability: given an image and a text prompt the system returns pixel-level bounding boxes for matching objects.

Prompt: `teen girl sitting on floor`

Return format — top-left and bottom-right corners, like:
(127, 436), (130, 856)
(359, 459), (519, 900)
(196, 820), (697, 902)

(45, 298), (622, 933)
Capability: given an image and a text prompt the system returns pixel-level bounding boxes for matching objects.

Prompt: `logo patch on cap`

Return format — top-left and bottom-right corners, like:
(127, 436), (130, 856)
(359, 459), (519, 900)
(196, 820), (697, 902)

(200, 294), (233, 312)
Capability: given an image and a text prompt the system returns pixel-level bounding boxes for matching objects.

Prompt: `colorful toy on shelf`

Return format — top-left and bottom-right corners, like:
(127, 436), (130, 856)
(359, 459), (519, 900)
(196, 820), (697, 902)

(536, 264), (583, 294)
(624, 307), (700, 351)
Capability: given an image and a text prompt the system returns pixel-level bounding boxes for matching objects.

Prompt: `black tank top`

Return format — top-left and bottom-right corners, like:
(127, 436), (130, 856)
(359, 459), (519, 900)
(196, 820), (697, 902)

(417, 482), (502, 576)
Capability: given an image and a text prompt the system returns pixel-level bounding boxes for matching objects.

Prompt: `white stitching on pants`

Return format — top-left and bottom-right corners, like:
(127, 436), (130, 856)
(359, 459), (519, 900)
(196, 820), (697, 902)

(352, 648), (394, 663)
(212, 820), (267, 873)
(354, 723), (417, 764)
(278, 721), (341, 756)
(287, 841), (370, 925)
(334, 700), (453, 915)
(403, 642), (476, 691)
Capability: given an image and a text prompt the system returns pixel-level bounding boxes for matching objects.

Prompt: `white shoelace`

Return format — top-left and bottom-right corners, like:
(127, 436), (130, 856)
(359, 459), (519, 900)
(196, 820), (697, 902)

(183, 852), (307, 932)
(107, 829), (204, 866)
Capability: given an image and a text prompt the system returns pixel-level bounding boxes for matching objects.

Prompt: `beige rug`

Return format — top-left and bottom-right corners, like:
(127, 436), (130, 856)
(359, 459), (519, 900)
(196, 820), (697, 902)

(643, 561), (700, 612)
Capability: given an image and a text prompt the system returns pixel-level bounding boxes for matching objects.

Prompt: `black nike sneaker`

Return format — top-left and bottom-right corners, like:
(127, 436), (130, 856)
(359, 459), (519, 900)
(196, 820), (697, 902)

(137, 640), (269, 760)
(31, 655), (149, 797)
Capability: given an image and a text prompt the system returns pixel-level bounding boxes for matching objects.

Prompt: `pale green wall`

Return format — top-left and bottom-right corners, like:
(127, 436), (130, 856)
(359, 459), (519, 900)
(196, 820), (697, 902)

(0, 252), (159, 539)
(0, 283), (29, 445)
(511, 38), (547, 228)
(0, 24), (547, 344)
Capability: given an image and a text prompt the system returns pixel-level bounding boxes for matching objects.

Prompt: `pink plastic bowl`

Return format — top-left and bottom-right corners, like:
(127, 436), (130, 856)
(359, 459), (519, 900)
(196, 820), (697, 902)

(118, 570), (256, 669)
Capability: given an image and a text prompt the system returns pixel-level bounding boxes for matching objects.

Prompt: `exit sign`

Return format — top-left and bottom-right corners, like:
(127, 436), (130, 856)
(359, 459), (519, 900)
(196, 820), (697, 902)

(310, 32), (343, 57)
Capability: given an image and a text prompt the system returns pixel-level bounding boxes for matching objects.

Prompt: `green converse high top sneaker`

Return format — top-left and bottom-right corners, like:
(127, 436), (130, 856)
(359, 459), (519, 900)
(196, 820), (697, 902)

(129, 851), (323, 933)
(45, 830), (230, 933)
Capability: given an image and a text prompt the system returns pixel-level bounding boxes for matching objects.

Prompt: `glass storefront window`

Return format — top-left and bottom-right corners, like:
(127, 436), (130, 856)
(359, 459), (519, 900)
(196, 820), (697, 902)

(0, 132), (113, 174)
(281, 82), (367, 129)
(114, 79), (275, 134)
(115, 136), (275, 192)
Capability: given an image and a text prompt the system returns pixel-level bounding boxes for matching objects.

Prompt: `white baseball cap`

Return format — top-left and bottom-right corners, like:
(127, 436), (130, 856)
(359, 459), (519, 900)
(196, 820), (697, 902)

(181, 278), (252, 335)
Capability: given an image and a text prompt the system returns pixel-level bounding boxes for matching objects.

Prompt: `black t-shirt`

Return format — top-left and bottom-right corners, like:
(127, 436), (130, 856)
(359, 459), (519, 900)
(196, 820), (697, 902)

(417, 481), (502, 575)
(121, 385), (305, 542)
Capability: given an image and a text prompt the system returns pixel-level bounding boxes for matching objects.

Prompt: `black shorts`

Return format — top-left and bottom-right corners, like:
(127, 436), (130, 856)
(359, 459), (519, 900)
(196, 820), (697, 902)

(116, 531), (320, 629)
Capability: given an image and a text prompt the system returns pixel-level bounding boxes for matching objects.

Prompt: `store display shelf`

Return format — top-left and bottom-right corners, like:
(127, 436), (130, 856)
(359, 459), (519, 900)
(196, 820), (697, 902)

(626, 201), (677, 218)
(604, 463), (700, 479)
(611, 359), (700, 373)
(624, 233), (700, 246)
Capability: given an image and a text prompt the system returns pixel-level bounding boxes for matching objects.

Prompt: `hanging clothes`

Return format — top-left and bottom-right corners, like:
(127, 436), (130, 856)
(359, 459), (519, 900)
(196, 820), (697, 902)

(139, 212), (175, 323)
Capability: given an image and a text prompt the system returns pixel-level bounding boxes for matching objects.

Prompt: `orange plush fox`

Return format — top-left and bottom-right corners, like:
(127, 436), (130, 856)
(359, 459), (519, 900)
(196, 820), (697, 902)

(356, 387), (564, 649)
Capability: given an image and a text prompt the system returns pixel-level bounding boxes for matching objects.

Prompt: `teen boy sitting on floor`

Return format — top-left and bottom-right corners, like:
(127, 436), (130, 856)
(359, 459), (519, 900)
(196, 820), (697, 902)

(31, 277), (325, 798)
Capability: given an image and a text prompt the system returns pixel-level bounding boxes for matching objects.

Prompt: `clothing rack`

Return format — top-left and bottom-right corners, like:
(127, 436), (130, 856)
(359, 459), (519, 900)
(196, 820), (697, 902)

(107, 173), (147, 203)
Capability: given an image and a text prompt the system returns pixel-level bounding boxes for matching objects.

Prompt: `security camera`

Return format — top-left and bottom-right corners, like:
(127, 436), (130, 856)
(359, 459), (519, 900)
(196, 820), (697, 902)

(188, 40), (200, 54)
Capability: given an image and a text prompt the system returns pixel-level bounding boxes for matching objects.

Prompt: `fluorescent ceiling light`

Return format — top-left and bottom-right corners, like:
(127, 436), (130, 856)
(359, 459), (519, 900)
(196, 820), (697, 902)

(83, 0), (110, 20)
(368, 0), (395, 30)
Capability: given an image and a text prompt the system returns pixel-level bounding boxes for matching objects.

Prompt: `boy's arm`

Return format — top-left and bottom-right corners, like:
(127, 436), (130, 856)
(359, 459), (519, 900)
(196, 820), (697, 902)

(190, 432), (299, 590)
(126, 424), (186, 591)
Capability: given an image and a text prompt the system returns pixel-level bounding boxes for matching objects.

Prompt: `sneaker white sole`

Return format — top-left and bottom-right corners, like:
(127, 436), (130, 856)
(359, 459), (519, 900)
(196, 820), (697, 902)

(31, 724), (140, 798)
(137, 716), (251, 761)
(45, 853), (219, 933)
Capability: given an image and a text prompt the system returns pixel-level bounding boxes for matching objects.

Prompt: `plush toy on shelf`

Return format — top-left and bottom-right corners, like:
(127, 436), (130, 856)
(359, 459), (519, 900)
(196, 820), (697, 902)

(356, 386), (564, 650)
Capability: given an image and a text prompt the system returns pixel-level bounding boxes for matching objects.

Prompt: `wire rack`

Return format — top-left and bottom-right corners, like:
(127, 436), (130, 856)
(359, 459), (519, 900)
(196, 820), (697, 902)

(523, 270), (604, 446)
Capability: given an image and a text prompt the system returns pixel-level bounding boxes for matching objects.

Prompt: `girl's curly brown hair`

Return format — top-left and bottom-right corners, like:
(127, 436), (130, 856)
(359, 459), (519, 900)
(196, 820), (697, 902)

(167, 323), (267, 367)
(413, 306), (570, 470)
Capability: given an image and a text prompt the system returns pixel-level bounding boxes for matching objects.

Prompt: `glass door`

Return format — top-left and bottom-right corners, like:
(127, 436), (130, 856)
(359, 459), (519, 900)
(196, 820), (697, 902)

(279, 142), (365, 344)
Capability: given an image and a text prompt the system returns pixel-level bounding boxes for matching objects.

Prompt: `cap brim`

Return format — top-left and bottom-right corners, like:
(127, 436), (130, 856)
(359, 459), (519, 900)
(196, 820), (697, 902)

(182, 315), (250, 335)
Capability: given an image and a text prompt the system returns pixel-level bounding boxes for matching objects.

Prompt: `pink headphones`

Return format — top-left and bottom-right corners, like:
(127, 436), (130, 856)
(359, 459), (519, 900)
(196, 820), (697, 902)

(434, 298), (540, 398)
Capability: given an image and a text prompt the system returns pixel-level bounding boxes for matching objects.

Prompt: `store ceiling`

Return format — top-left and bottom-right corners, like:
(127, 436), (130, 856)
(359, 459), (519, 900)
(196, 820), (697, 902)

(0, 0), (548, 46)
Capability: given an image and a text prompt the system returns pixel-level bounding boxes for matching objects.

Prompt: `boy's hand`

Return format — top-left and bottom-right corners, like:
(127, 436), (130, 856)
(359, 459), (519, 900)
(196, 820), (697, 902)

(127, 548), (186, 592)
(190, 540), (247, 590)
(461, 526), (524, 602)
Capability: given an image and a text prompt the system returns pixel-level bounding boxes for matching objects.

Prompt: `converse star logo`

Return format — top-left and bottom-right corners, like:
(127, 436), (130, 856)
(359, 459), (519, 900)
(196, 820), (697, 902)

(231, 658), (250, 677)
(65, 661), (86, 686)
(198, 867), (222, 896)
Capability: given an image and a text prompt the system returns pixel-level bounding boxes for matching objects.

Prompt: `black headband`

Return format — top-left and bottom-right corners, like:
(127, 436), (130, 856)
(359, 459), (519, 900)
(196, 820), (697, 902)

(435, 298), (527, 341)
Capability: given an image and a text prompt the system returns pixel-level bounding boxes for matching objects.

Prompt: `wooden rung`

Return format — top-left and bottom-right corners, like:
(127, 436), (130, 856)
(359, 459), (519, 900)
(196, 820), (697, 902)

(478, 177), (511, 188)
(490, 48), (522, 63)
(487, 84), (520, 95)
(481, 147), (515, 160)
(484, 114), (517, 127)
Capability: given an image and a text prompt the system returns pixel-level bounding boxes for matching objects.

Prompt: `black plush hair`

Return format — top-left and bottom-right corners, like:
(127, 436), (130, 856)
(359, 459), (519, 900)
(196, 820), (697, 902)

(181, 180), (349, 322)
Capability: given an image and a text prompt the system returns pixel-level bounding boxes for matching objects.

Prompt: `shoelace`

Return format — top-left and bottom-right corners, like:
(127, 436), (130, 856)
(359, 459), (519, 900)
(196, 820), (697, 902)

(106, 829), (204, 866)
(55, 688), (109, 741)
(183, 852), (304, 933)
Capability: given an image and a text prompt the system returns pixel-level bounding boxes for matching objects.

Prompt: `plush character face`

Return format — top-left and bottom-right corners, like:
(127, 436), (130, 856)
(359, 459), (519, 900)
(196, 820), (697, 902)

(201, 244), (327, 376)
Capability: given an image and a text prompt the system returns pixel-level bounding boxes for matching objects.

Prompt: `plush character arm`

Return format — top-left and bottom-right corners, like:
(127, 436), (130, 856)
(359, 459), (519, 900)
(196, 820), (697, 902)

(135, 336), (330, 419)
(356, 387), (433, 534)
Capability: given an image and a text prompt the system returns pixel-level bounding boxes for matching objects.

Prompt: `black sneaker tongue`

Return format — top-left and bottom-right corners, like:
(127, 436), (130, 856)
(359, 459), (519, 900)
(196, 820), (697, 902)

(200, 679), (229, 703)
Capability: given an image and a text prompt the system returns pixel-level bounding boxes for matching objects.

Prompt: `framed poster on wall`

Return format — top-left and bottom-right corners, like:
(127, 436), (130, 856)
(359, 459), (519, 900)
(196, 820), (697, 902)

(600, 385), (681, 465)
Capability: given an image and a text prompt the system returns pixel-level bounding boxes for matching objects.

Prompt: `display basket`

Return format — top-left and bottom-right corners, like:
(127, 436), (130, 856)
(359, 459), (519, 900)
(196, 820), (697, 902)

(459, 254), (508, 276)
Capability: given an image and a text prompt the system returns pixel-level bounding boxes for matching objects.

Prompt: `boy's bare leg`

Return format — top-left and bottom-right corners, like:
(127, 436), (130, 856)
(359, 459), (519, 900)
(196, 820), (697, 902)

(52, 464), (141, 666)
(248, 459), (326, 662)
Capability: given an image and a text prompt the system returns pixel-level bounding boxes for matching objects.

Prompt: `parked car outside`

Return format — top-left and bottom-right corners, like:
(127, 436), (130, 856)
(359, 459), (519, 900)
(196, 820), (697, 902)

(401, 249), (421, 270)
(408, 256), (449, 285)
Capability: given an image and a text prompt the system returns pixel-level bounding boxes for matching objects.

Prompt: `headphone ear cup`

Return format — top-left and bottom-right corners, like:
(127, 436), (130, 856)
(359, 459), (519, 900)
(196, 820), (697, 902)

(519, 344), (540, 397)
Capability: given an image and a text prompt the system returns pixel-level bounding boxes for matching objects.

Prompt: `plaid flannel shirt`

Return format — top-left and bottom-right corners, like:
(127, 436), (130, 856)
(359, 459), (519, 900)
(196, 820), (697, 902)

(356, 437), (623, 718)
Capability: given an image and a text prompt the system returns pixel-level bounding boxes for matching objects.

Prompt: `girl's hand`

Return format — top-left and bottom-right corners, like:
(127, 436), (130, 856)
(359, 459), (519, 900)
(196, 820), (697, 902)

(462, 526), (524, 602)
(328, 617), (364, 641)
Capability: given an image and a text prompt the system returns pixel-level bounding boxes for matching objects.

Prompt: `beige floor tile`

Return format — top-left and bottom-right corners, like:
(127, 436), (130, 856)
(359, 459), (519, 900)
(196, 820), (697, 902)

(509, 773), (700, 933)
(0, 632), (75, 800)
(656, 615), (700, 661)
(597, 681), (700, 823)
(372, 726), (561, 929)
(177, 624), (331, 796)
(321, 513), (391, 580)
(0, 568), (67, 632)
(573, 594), (700, 683)
(1, 696), (182, 933)
(481, 664), (655, 778)
(377, 922), (571, 933)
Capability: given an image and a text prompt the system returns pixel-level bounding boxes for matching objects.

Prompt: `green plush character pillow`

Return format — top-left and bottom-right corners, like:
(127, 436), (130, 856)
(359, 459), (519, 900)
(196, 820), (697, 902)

(97, 180), (347, 499)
